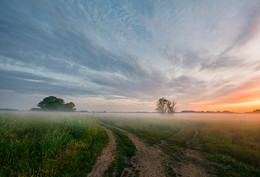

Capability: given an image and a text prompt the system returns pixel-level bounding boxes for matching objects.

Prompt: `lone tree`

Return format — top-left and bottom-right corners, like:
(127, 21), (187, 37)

(36, 96), (76, 111)
(156, 97), (176, 114)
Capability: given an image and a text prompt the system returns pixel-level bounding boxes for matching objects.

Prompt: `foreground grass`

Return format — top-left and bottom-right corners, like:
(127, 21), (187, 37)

(193, 118), (260, 176)
(0, 112), (108, 176)
(97, 114), (260, 176)
(3, 112), (258, 176)
(98, 117), (181, 145)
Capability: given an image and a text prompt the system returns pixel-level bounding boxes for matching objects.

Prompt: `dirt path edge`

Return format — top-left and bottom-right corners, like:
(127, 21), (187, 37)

(87, 125), (116, 177)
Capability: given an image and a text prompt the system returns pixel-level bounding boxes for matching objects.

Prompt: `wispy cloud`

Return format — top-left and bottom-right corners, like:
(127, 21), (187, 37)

(0, 0), (260, 111)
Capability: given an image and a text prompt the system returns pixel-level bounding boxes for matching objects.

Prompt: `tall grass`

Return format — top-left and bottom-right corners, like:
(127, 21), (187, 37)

(97, 114), (260, 176)
(194, 119), (260, 175)
(0, 112), (108, 176)
(98, 117), (181, 145)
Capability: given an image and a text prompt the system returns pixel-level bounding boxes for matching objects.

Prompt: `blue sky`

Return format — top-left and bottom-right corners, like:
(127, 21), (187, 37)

(1, 0), (260, 112)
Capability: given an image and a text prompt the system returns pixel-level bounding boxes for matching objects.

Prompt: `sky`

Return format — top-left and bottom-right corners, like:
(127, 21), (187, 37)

(0, 0), (260, 112)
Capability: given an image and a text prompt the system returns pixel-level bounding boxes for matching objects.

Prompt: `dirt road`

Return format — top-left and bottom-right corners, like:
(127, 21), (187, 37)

(158, 120), (211, 177)
(109, 126), (167, 177)
(87, 125), (116, 177)
(89, 121), (211, 177)
(170, 121), (210, 177)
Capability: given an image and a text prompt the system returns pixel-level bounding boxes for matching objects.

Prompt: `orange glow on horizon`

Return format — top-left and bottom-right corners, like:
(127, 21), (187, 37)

(191, 82), (260, 112)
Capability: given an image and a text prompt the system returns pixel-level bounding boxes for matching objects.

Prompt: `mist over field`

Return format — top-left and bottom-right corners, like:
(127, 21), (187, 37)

(1, 111), (260, 176)
(1, 0), (260, 112)
(1, 0), (260, 176)
(92, 112), (260, 120)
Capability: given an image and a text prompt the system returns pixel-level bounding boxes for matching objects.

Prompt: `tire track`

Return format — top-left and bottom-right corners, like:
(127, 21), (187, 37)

(186, 121), (199, 148)
(159, 121), (185, 145)
(105, 124), (167, 177)
(169, 121), (185, 140)
(175, 122), (209, 177)
(158, 120), (209, 177)
(95, 121), (206, 177)
(87, 125), (116, 177)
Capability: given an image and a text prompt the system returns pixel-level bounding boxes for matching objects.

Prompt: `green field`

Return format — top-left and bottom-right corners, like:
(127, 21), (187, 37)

(1, 112), (260, 176)
(0, 112), (108, 176)
(193, 117), (260, 176)
(98, 116), (181, 145)
(97, 113), (260, 176)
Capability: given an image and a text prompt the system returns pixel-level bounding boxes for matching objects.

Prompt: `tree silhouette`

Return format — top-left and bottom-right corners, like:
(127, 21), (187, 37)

(156, 98), (176, 114)
(37, 96), (76, 111)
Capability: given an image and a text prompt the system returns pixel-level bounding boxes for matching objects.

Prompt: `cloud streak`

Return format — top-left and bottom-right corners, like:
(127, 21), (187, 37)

(0, 0), (260, 111)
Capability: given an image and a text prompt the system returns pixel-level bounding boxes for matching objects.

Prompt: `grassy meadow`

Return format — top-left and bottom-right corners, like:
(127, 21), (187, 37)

(0, 112), (259, 176)
(96, 113), (260, 176)
(192, 116), (260, 175)
(98, 116), (182, 145)
(0, 112), (108, 176)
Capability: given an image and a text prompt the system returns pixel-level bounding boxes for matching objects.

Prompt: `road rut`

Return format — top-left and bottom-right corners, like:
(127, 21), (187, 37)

(87, 125), (116, 177)
(109, 126), (167, 177)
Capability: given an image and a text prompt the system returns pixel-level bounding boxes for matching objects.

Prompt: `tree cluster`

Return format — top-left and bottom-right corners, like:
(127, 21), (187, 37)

(156, 97), (176, 114)
(31, 96), (76, 111)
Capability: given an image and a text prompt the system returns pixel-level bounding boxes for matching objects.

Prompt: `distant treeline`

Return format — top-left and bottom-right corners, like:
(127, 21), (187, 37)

(246, 109), (260, 113)
(180, 110), (234, 113)
(0, 108), (18, 111)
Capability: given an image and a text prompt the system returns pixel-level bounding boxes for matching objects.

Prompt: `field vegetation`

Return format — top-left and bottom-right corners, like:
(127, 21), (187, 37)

(0, 112), (108, 176)
(193, 118), (260, 176)
(98, 116), (181, 145)
(97, 113), (260, 176)
(1, 112), (260, 177)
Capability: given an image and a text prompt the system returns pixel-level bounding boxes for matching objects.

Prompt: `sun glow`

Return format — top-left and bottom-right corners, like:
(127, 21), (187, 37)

(191, 82), (260, 112)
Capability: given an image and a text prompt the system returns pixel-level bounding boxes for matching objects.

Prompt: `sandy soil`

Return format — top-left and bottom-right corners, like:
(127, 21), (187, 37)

(87, 125), (116, 177)
(111, 126), (167, 177)
(88, 121), (213, 177)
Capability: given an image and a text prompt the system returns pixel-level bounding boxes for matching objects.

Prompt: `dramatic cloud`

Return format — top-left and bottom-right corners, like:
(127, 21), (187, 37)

(0, 0), (260, 111)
